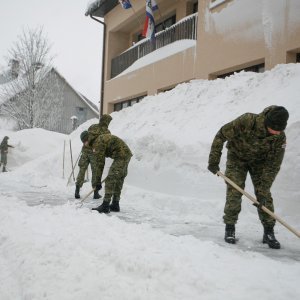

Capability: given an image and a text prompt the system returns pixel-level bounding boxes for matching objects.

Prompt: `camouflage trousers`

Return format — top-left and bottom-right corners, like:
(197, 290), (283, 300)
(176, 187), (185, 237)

(0, 152), (7, 166)
(223, 151), (275, 227)
(103, 156), (131, 203)
(76, 151), (97, 188)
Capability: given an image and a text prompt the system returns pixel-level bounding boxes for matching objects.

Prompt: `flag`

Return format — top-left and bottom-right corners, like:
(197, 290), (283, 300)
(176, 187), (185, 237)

(119, 0), (132, 9)
(142, 0), (156, 40)
(151, 0), (158, 11)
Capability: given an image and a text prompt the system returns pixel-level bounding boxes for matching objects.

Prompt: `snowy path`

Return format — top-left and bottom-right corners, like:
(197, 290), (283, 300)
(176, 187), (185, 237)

(113, 186), (300, 263)
(1, 174), (299, 263)
(2, 179), (300, 300)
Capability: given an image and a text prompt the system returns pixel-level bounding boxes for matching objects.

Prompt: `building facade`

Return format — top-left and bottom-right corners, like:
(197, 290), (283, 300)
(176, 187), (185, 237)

(46, 70), (99, 134)
(86, 0), (300, 114)
(0, 68), (99, 133)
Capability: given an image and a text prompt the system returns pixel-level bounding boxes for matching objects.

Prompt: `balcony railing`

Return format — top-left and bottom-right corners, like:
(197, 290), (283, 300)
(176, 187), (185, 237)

(111, 13), (198, 79)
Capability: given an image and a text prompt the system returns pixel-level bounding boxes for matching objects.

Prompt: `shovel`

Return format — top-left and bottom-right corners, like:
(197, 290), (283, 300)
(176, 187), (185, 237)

(217, 171), (300, 239)
(78, 177), (107, 208)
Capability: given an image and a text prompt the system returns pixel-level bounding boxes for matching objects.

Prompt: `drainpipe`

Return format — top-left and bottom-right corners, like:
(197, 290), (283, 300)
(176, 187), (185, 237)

(89, 15), (106, 118)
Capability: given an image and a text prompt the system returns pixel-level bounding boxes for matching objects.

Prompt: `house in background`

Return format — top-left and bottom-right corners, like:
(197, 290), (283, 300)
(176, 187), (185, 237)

(0, 65), (99, 134)
(86, 0), (300, 114)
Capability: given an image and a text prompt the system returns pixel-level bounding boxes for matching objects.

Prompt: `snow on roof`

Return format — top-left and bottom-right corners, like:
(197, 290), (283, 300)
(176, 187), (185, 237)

(0, 69), (12, 85)
(0, 71), (27, 105)
(0, 67), (99, 116)
(85, 0), (119, 17)
(85, 0), (101, 15)
(0, 66), (54, 106)
(78, 93), (99, 115)
(50, 69), (99, 116)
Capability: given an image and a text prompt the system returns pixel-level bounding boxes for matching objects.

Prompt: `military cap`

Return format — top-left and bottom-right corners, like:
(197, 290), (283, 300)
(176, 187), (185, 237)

(265, 106), (289, 131)
(80, 131), (89, 143)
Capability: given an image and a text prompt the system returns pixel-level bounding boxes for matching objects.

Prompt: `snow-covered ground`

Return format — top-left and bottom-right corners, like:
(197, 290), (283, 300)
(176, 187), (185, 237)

(1, 64), (300, 300)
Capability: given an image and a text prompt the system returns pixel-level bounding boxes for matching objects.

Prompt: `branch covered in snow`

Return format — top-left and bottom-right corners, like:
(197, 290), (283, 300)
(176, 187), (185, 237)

(0, 27), (64, 130)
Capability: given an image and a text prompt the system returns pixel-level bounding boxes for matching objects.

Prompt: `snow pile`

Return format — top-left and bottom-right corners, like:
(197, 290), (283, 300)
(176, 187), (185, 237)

(0, 64), (300, 300)
(111, 64), (300, 204)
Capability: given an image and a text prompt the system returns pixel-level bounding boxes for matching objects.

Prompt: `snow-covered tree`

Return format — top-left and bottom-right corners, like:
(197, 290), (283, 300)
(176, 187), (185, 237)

(0, 27), (63, 130)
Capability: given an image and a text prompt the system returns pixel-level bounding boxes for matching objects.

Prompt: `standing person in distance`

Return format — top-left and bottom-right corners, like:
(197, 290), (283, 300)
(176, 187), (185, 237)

(207, 106), (289, 249)
(0, 136), (14, 172)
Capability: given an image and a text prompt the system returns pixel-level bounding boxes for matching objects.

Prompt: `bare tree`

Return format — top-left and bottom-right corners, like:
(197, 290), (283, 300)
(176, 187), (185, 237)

(0, 27), (63, 130)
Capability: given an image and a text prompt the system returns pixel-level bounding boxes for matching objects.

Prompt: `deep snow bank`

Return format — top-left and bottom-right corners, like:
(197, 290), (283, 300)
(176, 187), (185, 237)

(109, 64), (300, 206)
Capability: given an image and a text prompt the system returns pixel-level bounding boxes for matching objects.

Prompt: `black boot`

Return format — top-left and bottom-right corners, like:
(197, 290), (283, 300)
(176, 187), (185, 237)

(75, 185), (80, 199)
(110, 199), (120, 212)
(225, 224), (236, 244)
(92, 200), (110, 214)
(93, 189), (102, 199)
(263, 226), (281, 249)
(2, 166), (7, 172)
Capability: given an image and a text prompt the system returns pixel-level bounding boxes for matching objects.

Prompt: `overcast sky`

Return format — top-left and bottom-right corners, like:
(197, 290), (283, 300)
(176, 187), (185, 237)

(0, 0), (103, 106)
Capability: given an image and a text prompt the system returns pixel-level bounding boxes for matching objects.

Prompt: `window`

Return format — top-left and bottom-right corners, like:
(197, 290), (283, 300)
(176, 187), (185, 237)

(114, 103), (122, 112)
(137, 33), (144, 42)
(155, 15), (176, 34)
(193, 2), (198, 13)
(135, 15), (176, 43)
(217, 63), (265, 79)
(75, 107), (87, 124)
(159, 86), (175, 93)
(122, 102), (130, 109)
(113, 95), (145, 112)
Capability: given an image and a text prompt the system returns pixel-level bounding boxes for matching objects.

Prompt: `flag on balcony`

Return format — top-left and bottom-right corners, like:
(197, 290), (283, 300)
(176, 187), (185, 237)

(119, 0), (132, 9)
(142, 0), (156, 41)
(151, 0), (158, 11)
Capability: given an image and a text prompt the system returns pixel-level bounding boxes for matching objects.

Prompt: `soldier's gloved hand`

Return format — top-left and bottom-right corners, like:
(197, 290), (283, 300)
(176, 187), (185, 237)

(254, 194), (267, 209)
(207, 164), (220, 175)
(95, 183), (102, 191)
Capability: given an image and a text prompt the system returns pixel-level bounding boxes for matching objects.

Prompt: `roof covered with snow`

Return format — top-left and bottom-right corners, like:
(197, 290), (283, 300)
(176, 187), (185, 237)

(79, 93), (99, 114)
(0, 67), (99, 115)
(0, 70), (12, 85)
(85, 0), (119, 17)
(52, 69), (99, 115)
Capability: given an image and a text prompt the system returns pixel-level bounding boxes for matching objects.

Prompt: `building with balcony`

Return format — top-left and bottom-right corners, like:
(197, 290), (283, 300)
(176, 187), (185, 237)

(86, 0), (300, 114)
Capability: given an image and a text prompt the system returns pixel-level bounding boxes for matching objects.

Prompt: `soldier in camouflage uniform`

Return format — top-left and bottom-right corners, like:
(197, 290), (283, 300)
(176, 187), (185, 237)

(0, 136), (14, 172)
(207, 106), (289, 249)
(75, 114), (112, 199)
(91, 134), (133, 214)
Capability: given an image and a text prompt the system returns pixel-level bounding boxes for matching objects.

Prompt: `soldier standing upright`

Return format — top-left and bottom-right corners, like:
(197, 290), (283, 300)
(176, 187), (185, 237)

(0, 136), (14, 172)
(207, 106), (289, 249)
(91, 134), (133, 214)
(75, 114), (112, 199)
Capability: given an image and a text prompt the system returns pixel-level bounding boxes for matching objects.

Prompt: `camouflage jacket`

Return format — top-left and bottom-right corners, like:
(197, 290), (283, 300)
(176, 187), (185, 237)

(78, 144), (93, 167)
(0, 139), (13, 154)
(88, 114), (112, 146)
(93, 134), (133, 180)
(208, 106), (287, 190)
